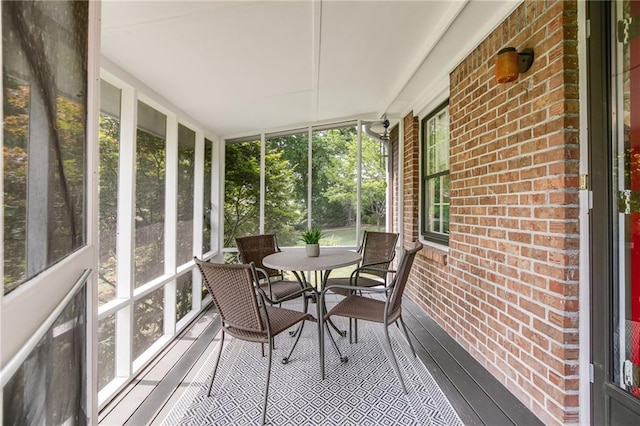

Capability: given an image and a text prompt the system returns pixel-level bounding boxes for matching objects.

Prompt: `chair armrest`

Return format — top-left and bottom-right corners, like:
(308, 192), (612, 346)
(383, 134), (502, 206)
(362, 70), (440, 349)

(321, 282), (393, 298)
(258, 285), (316, 305)
(255, 266), (286, 282)
(351, 264), (395, 277)
(253, 266), (281, 300)
(358, 259), (394, 270)
(255, 286), (268, 304)
(254, 266), (270, 282)
(349, 264), (396, 285)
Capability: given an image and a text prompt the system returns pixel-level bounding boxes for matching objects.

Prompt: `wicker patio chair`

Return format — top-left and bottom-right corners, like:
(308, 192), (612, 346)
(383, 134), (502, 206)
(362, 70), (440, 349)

(320, 242), (422, 394)
(236, 234), (304, 303)
(326, 231), (399, 295)
(194, 258), (317, 425)
(324, 231), (399, 342)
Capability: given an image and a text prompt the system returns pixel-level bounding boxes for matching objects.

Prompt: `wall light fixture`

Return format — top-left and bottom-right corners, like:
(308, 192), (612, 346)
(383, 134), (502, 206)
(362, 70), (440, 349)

(495, 47), (534, 84)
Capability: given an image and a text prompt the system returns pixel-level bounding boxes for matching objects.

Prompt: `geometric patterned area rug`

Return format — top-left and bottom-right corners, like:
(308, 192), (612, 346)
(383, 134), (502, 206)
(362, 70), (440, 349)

(162, 313), (464, 426)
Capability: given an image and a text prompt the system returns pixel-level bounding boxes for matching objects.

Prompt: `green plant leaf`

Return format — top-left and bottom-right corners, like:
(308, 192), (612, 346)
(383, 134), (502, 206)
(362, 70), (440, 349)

(300, 227), (324, 244)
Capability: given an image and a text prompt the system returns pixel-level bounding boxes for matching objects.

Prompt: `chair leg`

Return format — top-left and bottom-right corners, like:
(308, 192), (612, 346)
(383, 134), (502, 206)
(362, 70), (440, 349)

(282, 321), (306, 364)
(322, 294), (346, 337)
(347, 318), (359, 344)
(383, 325), (407, 394)
(354, 319), (359, 343)
(289, 323), (301, 337)
(261, 336), (273, 426)
(289, 295), (309, 337)
(325, 318), (348, 363)
(398, 316), (417, 358)
(326, 316), (347, 337)
(261, 339), (275, 354)
(207, 330), (226, 397)
(319, 299), (325, 379)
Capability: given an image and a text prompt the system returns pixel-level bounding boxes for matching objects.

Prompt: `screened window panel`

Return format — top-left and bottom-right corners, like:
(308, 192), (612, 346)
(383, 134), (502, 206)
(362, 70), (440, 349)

(97, 315), (116, 391)
(176, 271), (193, 322)
(2, 1), (88, 294)
(3, 282), (87, 424)
(311, 126), (358, 247)
(222, 124), (391, 250)
(264, 133), (308, 246)
(98, 80), (121, 305)
(177, 124), (195, 265)
(203, 139), (213, 254)
(133, 287), (164, 360)
(134, 102), (166, 288)
(224, 139), (260, 248)
(360, 132), (388, 235)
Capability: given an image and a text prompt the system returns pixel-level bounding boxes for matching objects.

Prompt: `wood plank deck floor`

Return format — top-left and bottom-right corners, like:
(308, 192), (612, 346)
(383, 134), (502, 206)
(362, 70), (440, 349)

(98, 297), (543, 426)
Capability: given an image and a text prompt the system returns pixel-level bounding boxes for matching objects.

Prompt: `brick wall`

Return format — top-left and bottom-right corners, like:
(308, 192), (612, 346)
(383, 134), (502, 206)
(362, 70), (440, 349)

(403, 114), (420, 242)
(402, 1), (580, 424)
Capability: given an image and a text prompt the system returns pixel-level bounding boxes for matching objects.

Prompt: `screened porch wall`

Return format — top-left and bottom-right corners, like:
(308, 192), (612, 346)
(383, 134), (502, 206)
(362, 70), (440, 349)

(96, 64), (219, 408)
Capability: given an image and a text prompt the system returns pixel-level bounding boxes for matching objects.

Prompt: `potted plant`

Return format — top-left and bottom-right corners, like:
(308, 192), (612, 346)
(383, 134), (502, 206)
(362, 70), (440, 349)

(301, 227), (324, 257)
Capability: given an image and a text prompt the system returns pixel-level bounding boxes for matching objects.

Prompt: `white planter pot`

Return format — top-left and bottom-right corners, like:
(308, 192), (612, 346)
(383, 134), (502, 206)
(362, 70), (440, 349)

(305, 243), (320, 257)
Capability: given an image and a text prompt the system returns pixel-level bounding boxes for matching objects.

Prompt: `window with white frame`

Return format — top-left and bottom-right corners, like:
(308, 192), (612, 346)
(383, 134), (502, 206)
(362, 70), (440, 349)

(223, 122), (388, 252)
(98, 80), (121, 307)
(135, 101), (167, 287)
(421, 101), (450, 245)
(96, 77), (213, 405)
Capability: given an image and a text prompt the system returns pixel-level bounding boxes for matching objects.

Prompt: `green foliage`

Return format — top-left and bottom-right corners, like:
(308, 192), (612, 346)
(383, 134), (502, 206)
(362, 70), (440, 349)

(50, 96), (86, 259)
(134, 129), (166, 286)
(132, 289), (164, 360)
(2, 78), (30, 290)
(176, 273), (193, 322)
(300, 227), (324, 244)
(176, 137), (195, 264)
(223, 124), (388, 249)
(223, 141), (261, 247)
(264, 139), (304, 244)
(3, 77), (88, 292)
(98, 113), (120, 302)
(321, 130), (387, 229)
(310, 128), (353, 228)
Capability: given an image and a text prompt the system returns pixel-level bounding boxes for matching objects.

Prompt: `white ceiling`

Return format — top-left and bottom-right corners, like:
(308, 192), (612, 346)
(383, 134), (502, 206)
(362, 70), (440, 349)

(101, 0), (518, 139)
